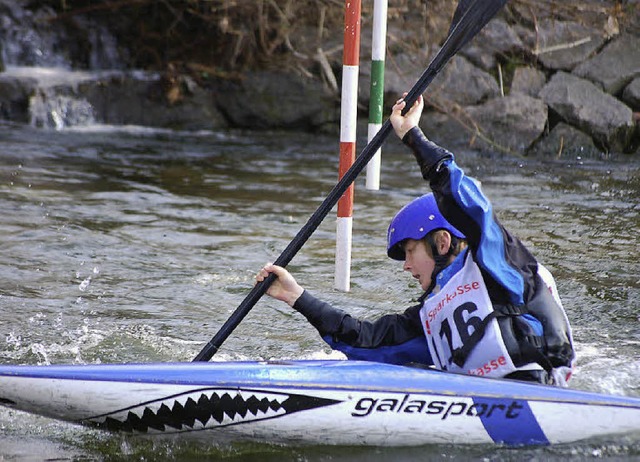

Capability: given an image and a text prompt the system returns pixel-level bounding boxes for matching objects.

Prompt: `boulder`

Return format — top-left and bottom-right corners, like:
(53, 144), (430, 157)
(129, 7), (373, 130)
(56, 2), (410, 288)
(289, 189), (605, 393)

(79, 72), (228, 130)
(510, 1), (610, 31)
(421, 110), (472, 150)
(516, 19), (605, 71)
(539, 72), (635, 153)
(380, 46), (439, 99)
(528, 122), (601, 158)
(463, 93), (548, 153)
(622, 77), (640, 111)
(573, 33), (640, 95)
(383, 50), (501, 107)
(461, 18), (525, 71)
(0, 74), (37, 124)
(214, 71), (338, 131)
(510, 66), (547, 97)
(428, 55), (501, 106)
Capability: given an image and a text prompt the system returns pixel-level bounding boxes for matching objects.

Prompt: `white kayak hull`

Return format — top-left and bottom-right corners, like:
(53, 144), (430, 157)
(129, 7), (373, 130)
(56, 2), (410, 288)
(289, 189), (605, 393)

(1, 360), (639, 446)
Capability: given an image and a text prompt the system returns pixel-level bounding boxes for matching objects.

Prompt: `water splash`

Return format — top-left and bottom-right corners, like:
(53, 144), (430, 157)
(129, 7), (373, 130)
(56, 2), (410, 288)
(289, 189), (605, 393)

(30, 88), (96, 130)
(78, 276), (92, 292)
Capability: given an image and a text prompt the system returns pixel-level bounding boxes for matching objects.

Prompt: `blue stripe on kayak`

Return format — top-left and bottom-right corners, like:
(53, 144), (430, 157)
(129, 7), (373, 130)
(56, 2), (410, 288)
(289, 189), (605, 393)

(473, 397), (549, 446)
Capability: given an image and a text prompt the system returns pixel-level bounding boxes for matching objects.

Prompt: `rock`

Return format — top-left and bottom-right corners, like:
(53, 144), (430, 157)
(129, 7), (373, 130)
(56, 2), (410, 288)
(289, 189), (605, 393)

(214, 71), (338, 131)
(383, 51), (501, 107)
(0, 0), (639, 158)
(626, 0), (640, 34)
(528, 122), (601, 158)
(463, 93), (548, 153)
(539, 71), (635, 152)
(573, 33), (640, 95)
(0, 74), (37, 124)
(379, 50), (428, 97)
(510, 66), (547, 97)
(79, 72), (228, 130)
(461, 18), (525, 70)
(516, 19), (605, 71)
(510, 1), (616, 36)
(428, 55), (501, 106)
(421, 110), (471, 149)
(622, 77), (640, 111)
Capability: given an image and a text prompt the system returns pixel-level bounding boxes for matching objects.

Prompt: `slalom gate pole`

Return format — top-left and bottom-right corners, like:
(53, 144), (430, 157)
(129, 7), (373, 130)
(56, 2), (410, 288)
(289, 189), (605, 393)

(335, 0), (361, 292)
(365, 0), (388, 191)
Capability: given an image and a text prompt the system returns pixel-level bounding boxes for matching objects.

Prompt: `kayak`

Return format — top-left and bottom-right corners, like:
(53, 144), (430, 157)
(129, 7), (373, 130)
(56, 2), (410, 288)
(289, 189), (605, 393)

(0, 359), (639, 447)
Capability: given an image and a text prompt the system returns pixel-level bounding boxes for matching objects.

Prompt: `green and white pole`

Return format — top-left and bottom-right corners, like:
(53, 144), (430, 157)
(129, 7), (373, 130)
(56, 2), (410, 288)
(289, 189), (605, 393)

(365, 0), (388, 191)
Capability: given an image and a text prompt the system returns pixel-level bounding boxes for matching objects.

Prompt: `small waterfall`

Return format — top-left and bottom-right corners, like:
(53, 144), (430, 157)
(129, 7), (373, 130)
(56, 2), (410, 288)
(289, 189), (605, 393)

(3, 66), (103, 129)
(0, 1), (221, 132)
(0, 0), (127, 130)
(0, 0), (125, 70)
(0, 1), (69, 69)
(30, 89), (96, 130)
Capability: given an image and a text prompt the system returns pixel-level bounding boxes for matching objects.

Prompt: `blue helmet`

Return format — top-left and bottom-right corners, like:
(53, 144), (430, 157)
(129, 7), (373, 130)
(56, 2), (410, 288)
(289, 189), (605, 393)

(386, 193), (465, 261)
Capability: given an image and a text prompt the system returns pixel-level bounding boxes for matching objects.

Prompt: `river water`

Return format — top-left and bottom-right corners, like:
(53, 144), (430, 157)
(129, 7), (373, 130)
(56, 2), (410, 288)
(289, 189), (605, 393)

(0, 120), (639, 460)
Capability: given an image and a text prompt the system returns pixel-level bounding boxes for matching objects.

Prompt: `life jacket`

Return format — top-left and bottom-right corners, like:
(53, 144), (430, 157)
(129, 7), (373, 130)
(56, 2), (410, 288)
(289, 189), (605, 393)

(418, 251), (573, 379)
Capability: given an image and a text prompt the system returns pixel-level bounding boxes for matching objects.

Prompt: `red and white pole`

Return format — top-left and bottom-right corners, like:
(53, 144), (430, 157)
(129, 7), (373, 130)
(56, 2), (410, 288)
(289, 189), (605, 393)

(335, 0), (361, 292)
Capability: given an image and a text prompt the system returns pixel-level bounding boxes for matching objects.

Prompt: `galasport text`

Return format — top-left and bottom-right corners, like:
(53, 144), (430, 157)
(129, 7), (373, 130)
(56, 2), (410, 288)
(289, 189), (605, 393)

(351, 394), (524, 420)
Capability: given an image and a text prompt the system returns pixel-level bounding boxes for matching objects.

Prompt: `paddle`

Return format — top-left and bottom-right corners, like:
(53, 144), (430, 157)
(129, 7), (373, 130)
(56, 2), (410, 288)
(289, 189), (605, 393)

(193, 0), (508, 362)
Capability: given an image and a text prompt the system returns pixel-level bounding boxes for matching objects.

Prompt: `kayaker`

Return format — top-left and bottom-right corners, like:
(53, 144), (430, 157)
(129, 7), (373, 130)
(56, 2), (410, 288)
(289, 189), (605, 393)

(256, 93), (575, 386)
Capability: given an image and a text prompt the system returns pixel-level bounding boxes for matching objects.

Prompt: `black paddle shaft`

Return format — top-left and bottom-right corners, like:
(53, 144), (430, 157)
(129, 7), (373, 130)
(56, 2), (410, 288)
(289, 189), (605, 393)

(193, 0), (508, 362)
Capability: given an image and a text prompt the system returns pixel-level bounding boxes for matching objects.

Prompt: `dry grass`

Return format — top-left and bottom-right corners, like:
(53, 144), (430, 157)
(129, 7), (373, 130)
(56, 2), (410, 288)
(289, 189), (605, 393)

(41, 0), (630, 75)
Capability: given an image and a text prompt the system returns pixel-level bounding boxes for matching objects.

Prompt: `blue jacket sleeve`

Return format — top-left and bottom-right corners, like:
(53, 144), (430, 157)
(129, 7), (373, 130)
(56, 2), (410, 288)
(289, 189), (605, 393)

(292, 291), (433, 366)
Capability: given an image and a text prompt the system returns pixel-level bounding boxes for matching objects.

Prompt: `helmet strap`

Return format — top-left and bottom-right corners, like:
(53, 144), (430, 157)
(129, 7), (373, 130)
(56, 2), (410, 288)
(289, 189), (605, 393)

(425, 233), (459, 292)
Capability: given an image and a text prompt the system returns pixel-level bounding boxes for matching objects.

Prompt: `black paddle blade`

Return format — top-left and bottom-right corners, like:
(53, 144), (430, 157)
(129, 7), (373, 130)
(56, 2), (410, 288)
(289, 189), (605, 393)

(449, 0), (474, 35)
(193, 0), (509, 362)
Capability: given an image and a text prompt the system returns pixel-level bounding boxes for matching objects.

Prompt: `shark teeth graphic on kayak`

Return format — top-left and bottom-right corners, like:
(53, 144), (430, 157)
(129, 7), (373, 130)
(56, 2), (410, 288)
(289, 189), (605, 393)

(87, 388), (341, 433)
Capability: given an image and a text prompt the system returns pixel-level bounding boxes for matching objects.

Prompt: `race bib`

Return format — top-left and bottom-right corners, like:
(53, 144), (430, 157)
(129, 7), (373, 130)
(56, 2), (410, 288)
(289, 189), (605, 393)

(419, 255), (517, 378)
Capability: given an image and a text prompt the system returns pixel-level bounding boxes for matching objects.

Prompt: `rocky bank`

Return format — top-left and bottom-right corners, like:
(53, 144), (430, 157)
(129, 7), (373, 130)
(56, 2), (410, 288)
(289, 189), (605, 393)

(0, 0), (638, 156)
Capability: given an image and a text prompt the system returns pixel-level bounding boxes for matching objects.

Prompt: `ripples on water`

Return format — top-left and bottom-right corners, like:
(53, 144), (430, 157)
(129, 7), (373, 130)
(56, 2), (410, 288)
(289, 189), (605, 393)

(0, 122), (639, 460)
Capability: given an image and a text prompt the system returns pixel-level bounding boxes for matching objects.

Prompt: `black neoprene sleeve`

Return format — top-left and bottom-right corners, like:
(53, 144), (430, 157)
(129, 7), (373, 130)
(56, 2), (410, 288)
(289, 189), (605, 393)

(402, 126), (453, 180)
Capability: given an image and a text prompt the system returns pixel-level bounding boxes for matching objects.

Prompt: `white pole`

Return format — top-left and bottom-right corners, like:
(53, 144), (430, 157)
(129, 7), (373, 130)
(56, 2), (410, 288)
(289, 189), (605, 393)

(365, 0), (388, 191)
